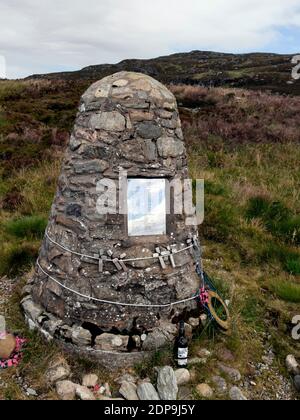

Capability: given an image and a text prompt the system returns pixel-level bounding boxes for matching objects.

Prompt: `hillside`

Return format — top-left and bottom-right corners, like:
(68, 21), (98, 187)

(0, 62), (299, 399)
(27, 51), (300, 96)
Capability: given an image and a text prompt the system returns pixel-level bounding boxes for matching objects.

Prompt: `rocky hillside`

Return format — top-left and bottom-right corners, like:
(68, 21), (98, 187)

(0, 61), (299, 400)
(27, 51), (299, 96)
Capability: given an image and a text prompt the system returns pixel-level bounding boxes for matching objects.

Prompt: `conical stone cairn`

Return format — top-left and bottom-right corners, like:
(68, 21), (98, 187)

(22, 72), (200, 368)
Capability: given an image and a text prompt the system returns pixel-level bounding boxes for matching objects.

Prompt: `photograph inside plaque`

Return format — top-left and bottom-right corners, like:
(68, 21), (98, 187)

(127, 178), (167, 237)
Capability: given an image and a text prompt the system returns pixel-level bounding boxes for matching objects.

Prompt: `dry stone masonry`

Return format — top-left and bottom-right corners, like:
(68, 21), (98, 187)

(22, 71), (200, 368)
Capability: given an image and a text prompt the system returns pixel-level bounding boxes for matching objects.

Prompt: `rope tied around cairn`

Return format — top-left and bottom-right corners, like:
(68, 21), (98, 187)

(45, 231), (196, 272)
(34, 232), (201, 308)
(36, 260), (200, 308)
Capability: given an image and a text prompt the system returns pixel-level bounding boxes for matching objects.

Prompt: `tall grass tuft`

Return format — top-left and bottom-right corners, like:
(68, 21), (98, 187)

(271, 280), (300, 303)
(0, 242), (39, 277)
(5, 215), (47, 239)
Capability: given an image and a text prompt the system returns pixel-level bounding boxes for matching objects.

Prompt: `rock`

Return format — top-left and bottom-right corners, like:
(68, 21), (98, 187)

(75, 385), (96, 401)
(188, 318), (200, 328)
(22, 298), (43, 321)
(197, 348), (212, 359)
(119, 381), (139, 400)
(217, 363), (242, 383)
(196, 384), (214, 399)
(69, 136), (82, 151)
(95, 333), (129, 351)
(45, 357), (71, 384)
(177, 385), (193, 401)
(43, 319), (63, 336)
(229, 386), (247, 401)
(129, 110), (154, 122)
(294, 375), (300, 392)
(211, 376), (227, 394)
(71, 326), (92, 347)
(115, 374), (138, 385)
(217, 348), (235, 363)
(157, 137), (185, 158)
(89, 111), (126, 132)
(137, 383), (160, 400)
(125, 246), (155, 269)
(56, 381), (76, 400)
(286, 355), (300, 375)
(26, 388), (38, 397)
(175, 369), (191, 386)
(82, 374), (98, 388)
(142, 329), (168, 351)
(136, 122), (162, 139)
(74, 160), (109, 174)
(157, 366), (178, 400)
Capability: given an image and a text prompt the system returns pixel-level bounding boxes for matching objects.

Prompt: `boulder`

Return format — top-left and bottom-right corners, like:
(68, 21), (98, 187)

(175, 369), (191, 386)
(229, 386), (247, 401)
(71, 326), (92, 347)
(22, 298), (43, 321)
(157, 366), (178, 400)
(157, 137), (185, 158)
(217, 363), (241, 383)
(211, 376), (227, 394)
(196, 384), (214, 398)
(119, 381), (139, 400)
(142, 329), (168, 351)
(56, 380), (76, 400)
(137, 383), (160, 400)
(286, 355), (300, 375)
(45, 357), (71, 384)
(95, 333), (129, 351)
(75, 385), (96, 401)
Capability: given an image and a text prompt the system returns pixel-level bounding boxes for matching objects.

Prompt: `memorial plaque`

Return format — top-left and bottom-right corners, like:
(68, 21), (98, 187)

(127, 178), (166, 237)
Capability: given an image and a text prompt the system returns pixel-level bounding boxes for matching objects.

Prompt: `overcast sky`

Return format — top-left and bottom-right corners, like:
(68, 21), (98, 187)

(0, 0), (300, 79)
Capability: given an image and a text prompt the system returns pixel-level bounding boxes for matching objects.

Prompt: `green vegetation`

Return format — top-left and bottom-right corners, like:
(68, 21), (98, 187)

(0, 80), (299, 399)
(0, 241), (39, 277)
(5, 215), (47, 239)
(271, 280), (300, 303)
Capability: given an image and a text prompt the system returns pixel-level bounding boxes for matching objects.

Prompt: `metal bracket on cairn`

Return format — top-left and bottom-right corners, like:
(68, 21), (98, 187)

(187, 233), (201, 263)
(95, 249), (108, 273)
(119, 253), (128, 272)
(153, 247), (167, 269)
(167, 245), (177, 269)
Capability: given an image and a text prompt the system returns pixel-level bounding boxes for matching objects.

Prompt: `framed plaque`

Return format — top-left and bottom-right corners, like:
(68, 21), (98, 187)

(127, 178), (166, 237)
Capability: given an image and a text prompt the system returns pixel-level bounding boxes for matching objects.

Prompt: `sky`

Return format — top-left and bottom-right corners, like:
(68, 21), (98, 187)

(0, 0), (300, 79)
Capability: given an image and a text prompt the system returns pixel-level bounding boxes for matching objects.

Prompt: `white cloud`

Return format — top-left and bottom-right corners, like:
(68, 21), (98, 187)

(0, 0), (300, 78)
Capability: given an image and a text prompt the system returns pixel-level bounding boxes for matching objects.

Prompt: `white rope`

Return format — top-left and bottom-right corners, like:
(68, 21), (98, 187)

(36, 260), (199, 308)
(45, 231), (194, 263)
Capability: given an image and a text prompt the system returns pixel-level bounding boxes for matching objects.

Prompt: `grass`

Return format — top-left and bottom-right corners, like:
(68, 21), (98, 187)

(5, 215), (47, 239)
(0, 241), (40, 277)
(0, 80), (299, 399)
(271, 280), (300, 303)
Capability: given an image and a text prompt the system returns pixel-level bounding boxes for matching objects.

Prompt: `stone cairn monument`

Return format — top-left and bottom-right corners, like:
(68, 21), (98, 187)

(22, 72), (201, 368)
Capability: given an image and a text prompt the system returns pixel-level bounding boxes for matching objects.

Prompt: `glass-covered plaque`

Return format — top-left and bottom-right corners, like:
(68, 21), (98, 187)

(127, 178), (166, 237)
